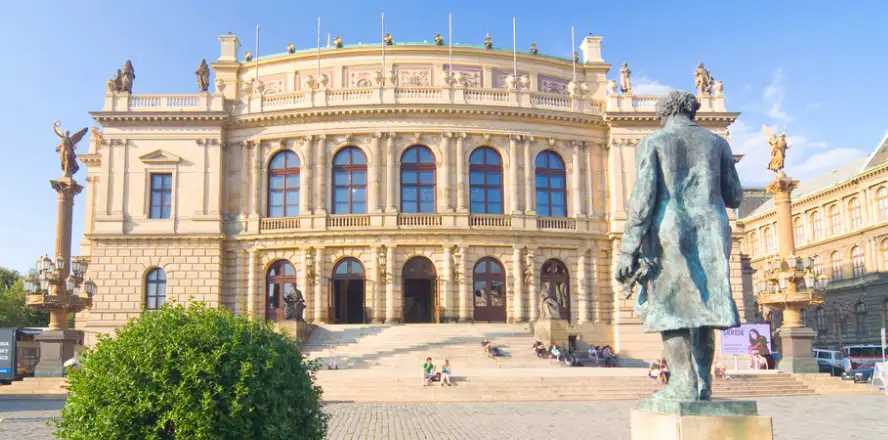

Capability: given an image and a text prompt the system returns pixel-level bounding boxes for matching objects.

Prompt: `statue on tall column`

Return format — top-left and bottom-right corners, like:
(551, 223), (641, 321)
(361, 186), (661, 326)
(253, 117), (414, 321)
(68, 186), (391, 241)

(694, 62), (713, 95)
(615, 90), (743, 401)
(195, 59), (210, 92)
(121, 60), (136, 93)
(619, 62), (632, 94)
(762, 125), (790, 173)
(53, 121), (88, 177)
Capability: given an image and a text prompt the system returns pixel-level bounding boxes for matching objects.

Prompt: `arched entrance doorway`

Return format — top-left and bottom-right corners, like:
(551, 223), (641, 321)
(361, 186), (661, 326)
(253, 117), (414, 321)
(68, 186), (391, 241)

(540, 259), (570, 322)
(402, 256), (438, 323)
(331, 258), (365, 323)
(473, 258), (506, 322)
(266, 260), (297, 322)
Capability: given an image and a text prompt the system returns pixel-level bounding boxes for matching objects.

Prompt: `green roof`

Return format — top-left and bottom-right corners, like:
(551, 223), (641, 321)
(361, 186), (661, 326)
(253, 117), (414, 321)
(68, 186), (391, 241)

(253, 41), (573, 63)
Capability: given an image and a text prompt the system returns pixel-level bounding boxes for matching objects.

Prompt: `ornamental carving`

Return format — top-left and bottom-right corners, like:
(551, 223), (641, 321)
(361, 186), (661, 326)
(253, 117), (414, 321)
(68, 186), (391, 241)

(493, 69), (527, 89)
(350, 71), (375, 88)
(257, 74), (287, 95)
(538, 75), (569, 95)
(397, 68), (431, 87)
(444, 65), (482, 88)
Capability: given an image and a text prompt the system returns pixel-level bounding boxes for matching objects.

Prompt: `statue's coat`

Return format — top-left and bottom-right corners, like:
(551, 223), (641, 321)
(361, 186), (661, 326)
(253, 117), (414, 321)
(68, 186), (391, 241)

(620, 117), (743, 333)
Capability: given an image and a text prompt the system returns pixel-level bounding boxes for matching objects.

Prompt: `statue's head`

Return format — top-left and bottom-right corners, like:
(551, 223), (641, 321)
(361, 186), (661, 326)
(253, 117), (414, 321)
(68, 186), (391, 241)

(656, 90), (700, 122)
(622, 62), (628, 68)
(698, 62), (704, 68)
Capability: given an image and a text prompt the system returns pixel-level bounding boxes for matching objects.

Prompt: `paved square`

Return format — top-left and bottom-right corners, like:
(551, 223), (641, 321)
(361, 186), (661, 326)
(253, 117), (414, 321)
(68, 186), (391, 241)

(1, 395), (885, 439)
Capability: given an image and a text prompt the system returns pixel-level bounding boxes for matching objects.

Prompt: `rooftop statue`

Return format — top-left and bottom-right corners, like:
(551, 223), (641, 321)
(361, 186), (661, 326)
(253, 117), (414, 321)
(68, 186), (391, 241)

(105, 69), (123, 93)
(484, 34), (493, 49)
(195, 59), (210, 92)
(529, 43), (538, 54)
(763, 125), (790, 173)
(334, 36), (343, 48)
(434, 33), (444, 46)
(121, 60), (135, 93)
(620, 62), (632, 94)
(615, 89), (743, 401)
(53, 121), (88, 178)
(694, 62), (713, 95)
(384, 33), (394, 46)
(287, 42), (295, 54)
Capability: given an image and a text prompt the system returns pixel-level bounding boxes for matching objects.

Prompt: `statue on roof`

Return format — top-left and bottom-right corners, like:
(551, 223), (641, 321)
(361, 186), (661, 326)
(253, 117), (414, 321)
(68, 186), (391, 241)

(121, 60), (136, 93)
(287, 42), (295, 54)
(763, 125), (790, 173)
(384, 33), (394, 46)
(53, 121), (88, 177)
(195, 59), (210, 92)
(334, 36), (343, 48)
(694, 62), (713, 95)
(529, 43), (538, 54)
(620, 62), (632, 94)
(434, 33), (444, 46)
(105, 69), (123, 93)
(484, 34), (493, 49)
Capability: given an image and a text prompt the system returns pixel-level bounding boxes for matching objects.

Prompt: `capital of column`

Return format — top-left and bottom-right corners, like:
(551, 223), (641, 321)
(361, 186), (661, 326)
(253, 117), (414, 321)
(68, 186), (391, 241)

(456, 132), (467, 139)
(523, 134), (534, 144)
(509, 134), (522, 142)
(547, 137), (556, 147)
(373, 131), (384, 139)
(386, 132), (397, 139)
(317, 134), (327, 141)
(441, 132), (454, 139)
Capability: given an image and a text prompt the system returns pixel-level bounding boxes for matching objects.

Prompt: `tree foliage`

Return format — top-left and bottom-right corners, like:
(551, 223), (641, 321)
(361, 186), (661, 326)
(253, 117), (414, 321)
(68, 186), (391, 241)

(54, 302), (327, 440)
(0, 267), (49, 328)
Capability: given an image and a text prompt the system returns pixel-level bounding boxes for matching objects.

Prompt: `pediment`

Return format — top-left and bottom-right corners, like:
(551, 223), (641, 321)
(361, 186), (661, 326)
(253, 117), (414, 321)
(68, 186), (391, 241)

(139, 150), (182, 164)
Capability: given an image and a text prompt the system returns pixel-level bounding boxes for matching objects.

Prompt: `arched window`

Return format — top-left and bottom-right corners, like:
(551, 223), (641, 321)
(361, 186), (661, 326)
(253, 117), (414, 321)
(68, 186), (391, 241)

(267, 151), (300, 218)
(469, 147), (503, 214)
(400, 146), (436, 213)
(848, 198), (863, 229)
(810, 211), (823, 241)
(812, 255), (823, 276)
(332, 147), (367, 214)
(331, 257), (366, 324)
(881, 240), (888, 271)
(854, 302), (868, 336)
(535, 151), (566, 217)
(145, 268), (167, 310)
(763, 227), (775, 254)
(792, 217), (806, 246)
(815, 307), (827, 335)
(877, 187), (888, 220)
(265, 260), (297, 322)
(472, 257), (506, 322)
(830, 251), (843, 281)
(749, 232), (760, 257)
(829, 205), (843, 235)
(851, 246), (866, 277)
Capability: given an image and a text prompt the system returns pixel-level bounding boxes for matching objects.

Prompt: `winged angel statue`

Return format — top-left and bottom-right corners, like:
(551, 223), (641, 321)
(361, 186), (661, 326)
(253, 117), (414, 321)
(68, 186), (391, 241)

(53, 121), (88, 177)
(762, 125), (790, 173)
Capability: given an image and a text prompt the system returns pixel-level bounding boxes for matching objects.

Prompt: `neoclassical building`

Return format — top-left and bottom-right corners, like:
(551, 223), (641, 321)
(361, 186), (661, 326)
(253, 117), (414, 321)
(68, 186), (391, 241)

(739, 134), (888, 348)
(76, 32), (744, 359)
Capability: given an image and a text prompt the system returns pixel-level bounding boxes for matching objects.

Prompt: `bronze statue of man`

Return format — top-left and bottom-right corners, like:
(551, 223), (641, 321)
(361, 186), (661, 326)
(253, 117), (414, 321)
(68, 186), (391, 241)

(615, 89), (743, 401)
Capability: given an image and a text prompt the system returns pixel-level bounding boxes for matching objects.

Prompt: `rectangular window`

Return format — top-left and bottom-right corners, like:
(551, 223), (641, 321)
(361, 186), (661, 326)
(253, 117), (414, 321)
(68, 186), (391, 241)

(149, 174), (172, 219)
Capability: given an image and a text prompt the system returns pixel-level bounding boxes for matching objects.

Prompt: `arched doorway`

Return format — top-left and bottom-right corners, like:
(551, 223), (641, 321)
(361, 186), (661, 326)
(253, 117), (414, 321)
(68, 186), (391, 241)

(473, 258), (506, 322)
(266, 260), (297, 322)
(331, 258), (365, 323)
(402, 256), (438, 323)
(540, 259), (570, 322)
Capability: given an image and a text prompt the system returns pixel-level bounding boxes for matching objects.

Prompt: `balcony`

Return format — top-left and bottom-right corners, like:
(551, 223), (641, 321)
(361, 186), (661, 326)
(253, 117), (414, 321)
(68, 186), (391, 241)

(469, 214), (511, 228)
(260, 217), (301, 232)
(397, 214), (443, 227)
(102, 92), (225, 112)
(606, 93), (725, 113)
(536, 217), (577, 230)
(326, 215), (371, 228)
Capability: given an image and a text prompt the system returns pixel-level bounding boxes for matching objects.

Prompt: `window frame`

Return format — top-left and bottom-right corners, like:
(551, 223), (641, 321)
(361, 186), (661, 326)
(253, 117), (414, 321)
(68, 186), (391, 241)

(534, 151), (567, 218)
(877, 187), (888, 220)
(145, 268), (167, 310)
(854, 302), (867, 336)
(149, 173), (173, 220)
(469, 147), (504, 215)
(848, 198), (863, 229)
(331, 147), (368, 215)
(851, 246), (866, 277)
(267, 151), (301, 218)
(810, 211), (824, 241)
(792, 217), (806, 246)
(829, 205), (843, 236)
(399, 145), (437, 214)
(830, 251), (843, 281)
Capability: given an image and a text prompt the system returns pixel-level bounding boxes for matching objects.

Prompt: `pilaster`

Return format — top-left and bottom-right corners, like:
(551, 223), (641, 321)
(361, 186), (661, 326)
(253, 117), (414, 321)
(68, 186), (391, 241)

(577, 250), (589, 324)
(385, 133), (397, 213)
(457, 246), (470, 322)
(314, 247), (326, 323)
(572, 140), (586, 218)
(250, 140), (262, 217)
(385, 245), (398, 322)
(439, 132), (454, 212)
(509, 134), (522, 214)
(315, 135), (328, 215)
(301, 247), (314, 322)
(442, 245), (453, 321)
(247, 248), (259, 318)
(299, 135), (314, 216)
(512, 246), (523, 322)
(370, 132), (383, 213)
(455, 133), (468, 213)
(523, 135), (536, 215)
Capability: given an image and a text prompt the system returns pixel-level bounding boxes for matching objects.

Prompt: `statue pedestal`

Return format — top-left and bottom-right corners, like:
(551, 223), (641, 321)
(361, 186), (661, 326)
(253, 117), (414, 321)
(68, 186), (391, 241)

(630, 399), (773, 440)
(34, 329), (82, 377)
(776, 327), (819, 373)
(532, 318), (569, 348)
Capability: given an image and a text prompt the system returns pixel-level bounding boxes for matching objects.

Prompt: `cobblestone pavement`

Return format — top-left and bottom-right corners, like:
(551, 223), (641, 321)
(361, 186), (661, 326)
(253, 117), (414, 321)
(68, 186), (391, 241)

(1, 395), (885, 439)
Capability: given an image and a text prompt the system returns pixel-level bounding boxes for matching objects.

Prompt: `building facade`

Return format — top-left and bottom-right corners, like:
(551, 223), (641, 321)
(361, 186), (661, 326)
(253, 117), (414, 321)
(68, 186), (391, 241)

(739, 134), (888, 348)
(77, 32), (744, 360)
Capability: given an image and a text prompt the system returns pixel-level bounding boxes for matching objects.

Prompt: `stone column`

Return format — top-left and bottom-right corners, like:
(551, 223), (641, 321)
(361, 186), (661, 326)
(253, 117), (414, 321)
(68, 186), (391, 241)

(442, 245), (453, 321)
(509, 134), (522, 214)
(301, 247), (314, 322)
(300, 135), (313, 215)
(512, 247), (523, 322)
(251, 141), (262, 217)
(370, 132), (383, 213)
(577, 250), (589, 324)
(314, 247), (326, 323)
(455, 133), (468, 212)
(457, 246), (471, 322)
(571, 141), (585, 218)
(315, 135), (327, 215)
(385, 245), (398, 322)
(385, 133), (397, 213)
(241, 142), (251, 216)
(247, 248), (259, 318)
(371, 246), (383, 323)
(440, 132), (453, 212)
(523, 135), (535, 215)
(527, 249), (538, 322)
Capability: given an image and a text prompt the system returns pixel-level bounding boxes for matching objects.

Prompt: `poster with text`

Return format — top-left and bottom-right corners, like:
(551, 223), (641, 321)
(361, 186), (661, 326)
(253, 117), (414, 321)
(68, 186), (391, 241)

(720, 324), (772, 356)
(0, 328), (16, 380)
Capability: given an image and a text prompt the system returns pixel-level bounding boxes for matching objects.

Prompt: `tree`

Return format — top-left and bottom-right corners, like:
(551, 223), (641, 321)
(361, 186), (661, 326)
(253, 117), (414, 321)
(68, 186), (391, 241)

(0, 268), (49, 328)
(54, 302), (327, 440)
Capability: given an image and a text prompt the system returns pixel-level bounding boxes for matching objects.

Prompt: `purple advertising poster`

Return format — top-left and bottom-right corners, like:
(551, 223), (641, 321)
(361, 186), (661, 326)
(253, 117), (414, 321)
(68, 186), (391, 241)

(720, 324), (772, 356)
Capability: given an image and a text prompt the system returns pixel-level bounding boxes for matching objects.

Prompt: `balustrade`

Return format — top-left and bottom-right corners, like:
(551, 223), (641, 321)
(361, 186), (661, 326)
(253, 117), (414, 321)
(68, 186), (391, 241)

(465, 88), (508, 104)
(260, 217), (301, 232)
(469, 214), (511, 228)
(397, 214), (442, 227)
(326, 215), (371, 228)
(529, 92), (570, 109)
(327, 88), (373, 104)
(396, 87), (444, 101)
(536, 217), (576, 230)
(264, 92), (305, 109)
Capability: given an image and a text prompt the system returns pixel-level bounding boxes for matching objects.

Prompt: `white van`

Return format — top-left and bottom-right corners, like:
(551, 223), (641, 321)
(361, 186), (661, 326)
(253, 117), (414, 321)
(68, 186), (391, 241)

(813, 348), (843, 374)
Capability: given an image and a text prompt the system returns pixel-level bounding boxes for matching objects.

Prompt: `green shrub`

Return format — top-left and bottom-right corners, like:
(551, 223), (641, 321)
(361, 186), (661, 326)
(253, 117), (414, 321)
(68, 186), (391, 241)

(54, 302), (327, 439)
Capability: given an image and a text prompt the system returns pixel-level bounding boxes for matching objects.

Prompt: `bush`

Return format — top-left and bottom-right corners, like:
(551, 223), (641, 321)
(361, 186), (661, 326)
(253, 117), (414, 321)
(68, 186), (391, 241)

(54, 302), (327, 440)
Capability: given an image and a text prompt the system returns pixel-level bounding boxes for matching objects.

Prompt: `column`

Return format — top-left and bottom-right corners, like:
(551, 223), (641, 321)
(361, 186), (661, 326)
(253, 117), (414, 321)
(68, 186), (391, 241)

(315, 135), (327, 214)
(370, 132), (383, 213)
(455, 133), (468, 212)
(247, 248), (258, 317)
(385, 245), (397, 321)
(300, 247), (314, 322)
(512, 247), (523, 322)
(523, 136), (535, 215)
(300, 136), (313, 215)
(238, 249), (248, 315)
(527, 250), (538, 322)
(241, 142), (250, 216)
(577, 251), (588, 324)
(571, 141), (585, 218)
(457, 246), (470, 322)
(509, 134), (521, 214)
(385, 133), (397, 213)
(371, 246), (383, 323)
(440, 132), (453, 212)
(442, 245), (453, 321)
(251, 141), (262, 217)
(314, 247), (326, 322)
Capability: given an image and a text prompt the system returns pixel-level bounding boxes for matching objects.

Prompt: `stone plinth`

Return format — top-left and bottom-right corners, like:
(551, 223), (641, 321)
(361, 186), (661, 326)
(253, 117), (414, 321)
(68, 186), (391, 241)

(776, 326), (819, 373)
(34, 329), (82, 377)
(276, 320), (313, 342)
(631, 399), (773, 440)
(532, 318), (569, 348)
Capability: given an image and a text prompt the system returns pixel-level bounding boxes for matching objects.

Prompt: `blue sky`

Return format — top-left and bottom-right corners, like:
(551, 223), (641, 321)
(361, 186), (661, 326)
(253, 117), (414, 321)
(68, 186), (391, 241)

(1, 1), (886, 273)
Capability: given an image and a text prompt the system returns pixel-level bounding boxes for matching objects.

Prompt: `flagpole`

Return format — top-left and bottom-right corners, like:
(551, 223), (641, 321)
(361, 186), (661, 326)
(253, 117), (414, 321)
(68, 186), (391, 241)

(571, 26), (576, 82)
(316, 17), (321, 79)
(255, 25), (260, 81)
(381, 13), (386, 77)
(512, 17), (517, 77)
(327, 33), (331, 48)
(448, 13), (453, 81)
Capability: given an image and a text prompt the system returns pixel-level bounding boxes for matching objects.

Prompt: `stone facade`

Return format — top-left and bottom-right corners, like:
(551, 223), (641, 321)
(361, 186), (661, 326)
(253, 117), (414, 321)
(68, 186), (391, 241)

(76, 33), (742, 361)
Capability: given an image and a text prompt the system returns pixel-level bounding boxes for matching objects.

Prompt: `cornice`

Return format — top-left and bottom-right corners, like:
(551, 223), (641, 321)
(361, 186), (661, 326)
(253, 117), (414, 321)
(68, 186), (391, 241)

(79, 153), (101, 167)
(90, 111), (229, 125)
(605, 112), (740, 125)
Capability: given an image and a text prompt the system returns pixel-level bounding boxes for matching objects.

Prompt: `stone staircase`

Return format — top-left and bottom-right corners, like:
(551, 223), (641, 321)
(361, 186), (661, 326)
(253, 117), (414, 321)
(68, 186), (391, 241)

(791, 373), (884, 395)
(0, 377), (67, 400)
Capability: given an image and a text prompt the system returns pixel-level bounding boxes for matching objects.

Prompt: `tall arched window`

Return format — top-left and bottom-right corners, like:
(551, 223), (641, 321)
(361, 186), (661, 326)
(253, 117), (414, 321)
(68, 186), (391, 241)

(332, 147), (367, 214)
(854, 302), (868, 336)
(815, 307), (827, 335)
(145, 268), (167, 310)
(851, 246), (866, 277)
(267, 151), (300, 218)
(763, 228), (775, 254)
(812, 255), (823, 276)
(265, 260), (297, 322)
(469, 147), (504, 214)
(793, 217), (806, 246)
(472, 257), (506, 322)
(848, 198), (863, 229)
(749, 232), (760, 257)
(830, 251), (843, 281)
(535, 151), (566, 217)
(400, 145), (436, 213)
(829, 205), (843, 235)
(877, 187), (888, 220)
(810, 211), (824, 241)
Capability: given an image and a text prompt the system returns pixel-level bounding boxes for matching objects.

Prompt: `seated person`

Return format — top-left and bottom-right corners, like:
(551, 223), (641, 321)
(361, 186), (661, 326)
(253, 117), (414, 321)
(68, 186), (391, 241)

(533, 341), (548, 358)
(712, 356), (727, 379)
(421, 357), (435, 386)
(482, 338), (503, 357)
(658, 360), (670, 384)
(588, 346), (601, 366)
(648, 360), (661, 382)
(756, 354), (769, 370)
(440, 359), (453, 386)
(550, 344), (562, 360)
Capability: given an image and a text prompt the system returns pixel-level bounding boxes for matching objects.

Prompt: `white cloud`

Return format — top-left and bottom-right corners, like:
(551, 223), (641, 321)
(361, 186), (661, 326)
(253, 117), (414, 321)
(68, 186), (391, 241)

(632, 75), (673, 95)
(762, 69), (793, 124)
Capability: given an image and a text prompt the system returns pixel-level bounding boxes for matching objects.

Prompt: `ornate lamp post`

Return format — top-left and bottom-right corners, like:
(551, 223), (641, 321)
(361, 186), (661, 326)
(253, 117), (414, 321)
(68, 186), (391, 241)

(24, 121), (95, 377)
(753, 126), (825, 373)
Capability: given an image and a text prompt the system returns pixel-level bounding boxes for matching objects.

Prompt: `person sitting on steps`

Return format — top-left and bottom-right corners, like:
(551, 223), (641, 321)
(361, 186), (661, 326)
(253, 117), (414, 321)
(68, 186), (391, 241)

(481, 338), (503, 357)
(533, 341), (548, 358)
(422, 357), (435, 386)
(440, 359), (453, 386)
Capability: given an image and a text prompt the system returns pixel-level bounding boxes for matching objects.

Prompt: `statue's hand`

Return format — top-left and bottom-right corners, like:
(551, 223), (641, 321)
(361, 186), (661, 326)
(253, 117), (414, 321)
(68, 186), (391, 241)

(615, 253), (637, 284)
